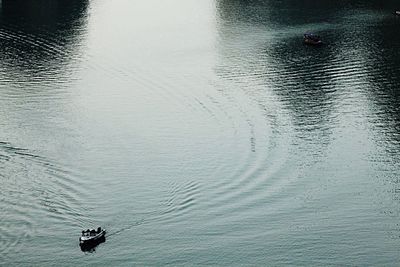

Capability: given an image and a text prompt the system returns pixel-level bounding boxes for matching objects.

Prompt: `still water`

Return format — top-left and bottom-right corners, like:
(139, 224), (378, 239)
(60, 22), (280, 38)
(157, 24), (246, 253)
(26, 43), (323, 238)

(1, 0), (399, 265)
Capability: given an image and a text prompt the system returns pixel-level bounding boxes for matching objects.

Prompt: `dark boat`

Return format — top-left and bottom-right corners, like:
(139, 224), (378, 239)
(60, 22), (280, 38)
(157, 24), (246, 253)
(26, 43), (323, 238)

(304, 32), (322, 46)
(79, 227), (106, 250)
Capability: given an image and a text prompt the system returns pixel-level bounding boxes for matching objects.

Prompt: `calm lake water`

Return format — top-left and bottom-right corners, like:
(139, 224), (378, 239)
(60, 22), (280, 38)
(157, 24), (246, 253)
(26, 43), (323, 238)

(1, 0), (400, 265)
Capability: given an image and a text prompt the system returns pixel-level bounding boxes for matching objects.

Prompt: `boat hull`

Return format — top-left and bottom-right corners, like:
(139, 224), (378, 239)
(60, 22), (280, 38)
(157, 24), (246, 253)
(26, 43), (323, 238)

(79, 230), (106, 251)
(80, 235), (106, 252)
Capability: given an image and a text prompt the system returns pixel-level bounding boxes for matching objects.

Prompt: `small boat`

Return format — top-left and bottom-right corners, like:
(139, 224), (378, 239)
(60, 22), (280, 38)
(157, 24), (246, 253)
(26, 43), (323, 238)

(304, 32), (322, 46)
(396, 11), (400, 16)
(79, 227), (106, 249)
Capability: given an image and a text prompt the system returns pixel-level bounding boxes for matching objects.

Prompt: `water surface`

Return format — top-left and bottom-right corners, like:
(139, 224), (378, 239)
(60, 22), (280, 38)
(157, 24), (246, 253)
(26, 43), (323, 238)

(1, 0), (399, 265)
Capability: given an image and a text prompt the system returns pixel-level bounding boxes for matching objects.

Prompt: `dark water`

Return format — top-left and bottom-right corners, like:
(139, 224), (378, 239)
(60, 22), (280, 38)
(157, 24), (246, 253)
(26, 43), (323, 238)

(1, 0), (399, 265)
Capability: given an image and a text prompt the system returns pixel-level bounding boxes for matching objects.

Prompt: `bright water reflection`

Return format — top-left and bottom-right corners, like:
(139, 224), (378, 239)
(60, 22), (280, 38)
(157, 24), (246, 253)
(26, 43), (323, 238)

(0, 0), (399, 265)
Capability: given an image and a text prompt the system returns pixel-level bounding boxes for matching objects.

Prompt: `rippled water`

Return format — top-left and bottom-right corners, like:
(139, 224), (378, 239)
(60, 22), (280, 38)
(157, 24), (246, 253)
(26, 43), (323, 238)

(1, 0), (400, 265)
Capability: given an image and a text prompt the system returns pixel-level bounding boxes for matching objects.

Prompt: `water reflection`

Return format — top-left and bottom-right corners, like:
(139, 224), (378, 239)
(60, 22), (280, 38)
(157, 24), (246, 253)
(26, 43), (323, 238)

(0, 0), (399, 264)
(217, 0), (341, 27)
(0, 0), (88, 87)
(80, 236), (106, 253)
(215, 0), (342, 153)
(215, 1), (400, 258)
(365, 18), (400, 153)
(0, 0), (90, 261)
(216, 0), (400, 152)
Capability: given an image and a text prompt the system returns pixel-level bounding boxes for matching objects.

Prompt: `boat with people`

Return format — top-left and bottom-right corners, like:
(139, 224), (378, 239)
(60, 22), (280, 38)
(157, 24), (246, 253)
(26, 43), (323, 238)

(79, 227), (106, 249)
(303, 32), (322, 46)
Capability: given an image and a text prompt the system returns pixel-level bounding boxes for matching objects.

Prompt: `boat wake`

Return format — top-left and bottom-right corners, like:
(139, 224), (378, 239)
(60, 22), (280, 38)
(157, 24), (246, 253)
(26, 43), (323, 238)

(0, 142), (88, 258)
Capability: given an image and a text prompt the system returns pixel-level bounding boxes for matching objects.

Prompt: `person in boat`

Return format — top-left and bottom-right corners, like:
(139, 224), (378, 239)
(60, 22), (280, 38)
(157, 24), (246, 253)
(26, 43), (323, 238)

(81, 227), (104, 238)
